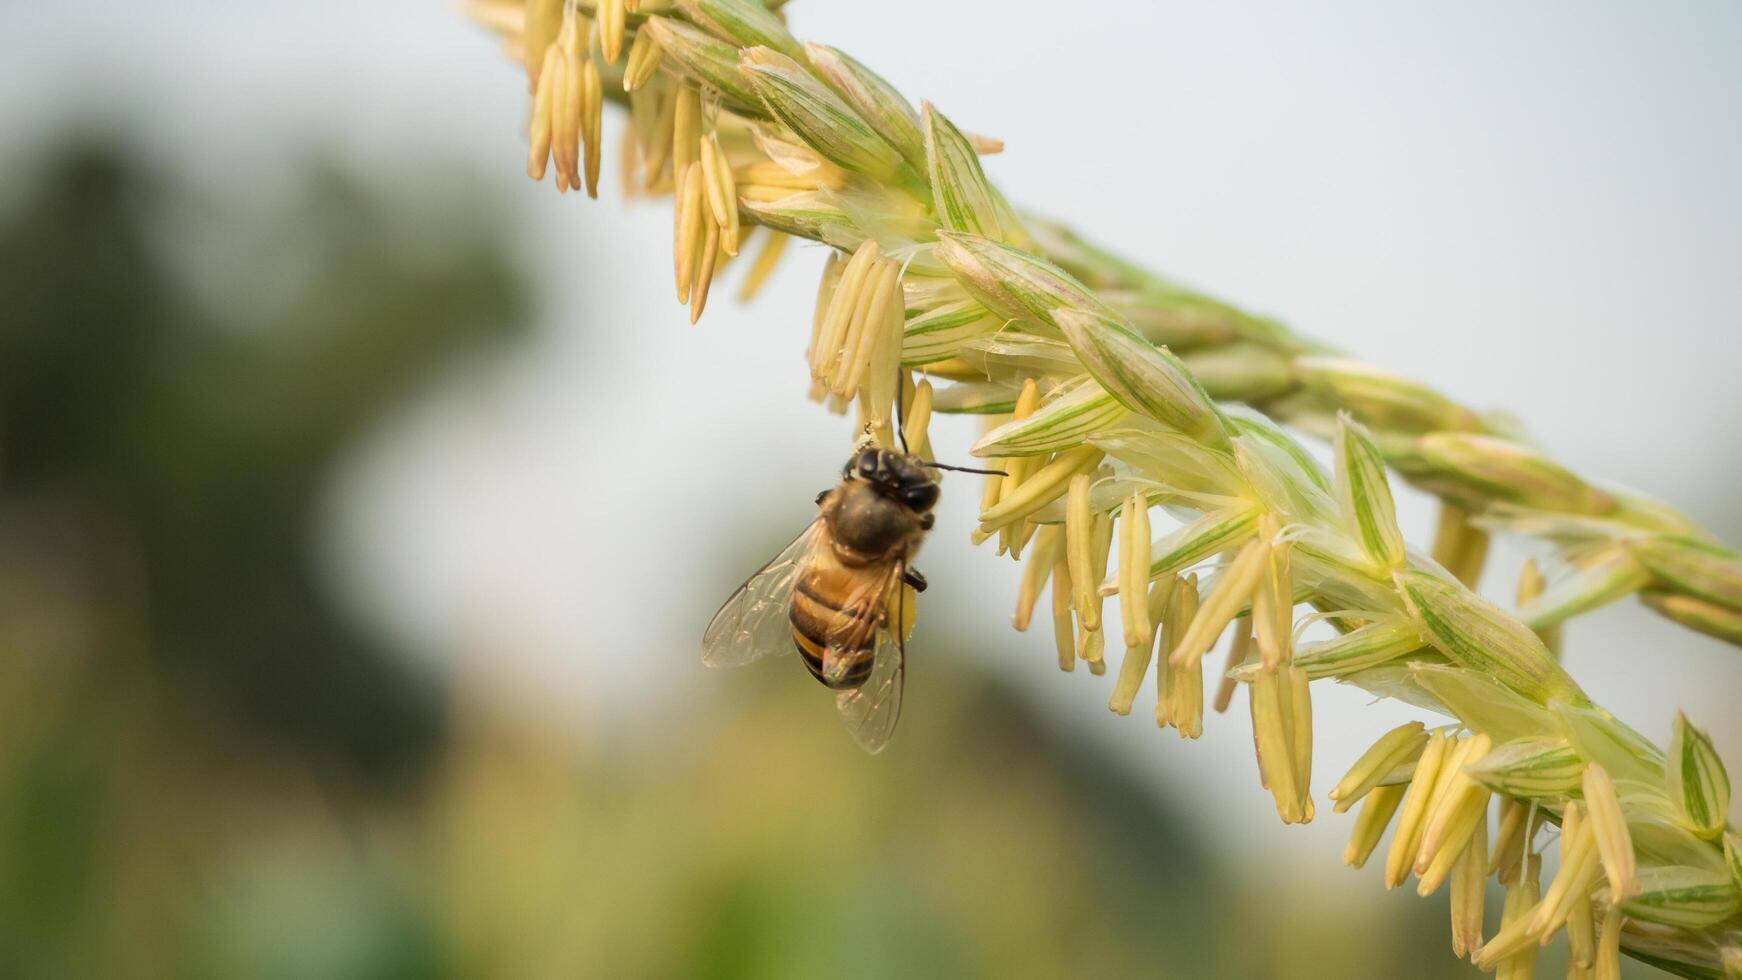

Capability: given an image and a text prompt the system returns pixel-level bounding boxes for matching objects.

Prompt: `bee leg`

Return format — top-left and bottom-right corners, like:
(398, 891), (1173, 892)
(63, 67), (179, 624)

(902, 567), (928, 593)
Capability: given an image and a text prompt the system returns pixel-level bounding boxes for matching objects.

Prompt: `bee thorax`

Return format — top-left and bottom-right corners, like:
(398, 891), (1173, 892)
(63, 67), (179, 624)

(826, 481), (921, 560)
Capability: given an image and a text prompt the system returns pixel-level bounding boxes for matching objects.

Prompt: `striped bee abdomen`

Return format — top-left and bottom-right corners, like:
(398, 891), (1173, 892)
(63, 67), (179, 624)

(789, 565), (880, 690)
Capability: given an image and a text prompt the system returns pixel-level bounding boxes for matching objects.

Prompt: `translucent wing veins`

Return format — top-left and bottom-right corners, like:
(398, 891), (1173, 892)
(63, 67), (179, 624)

(700, 521), (820, 668)
(834, 564), (908, 754)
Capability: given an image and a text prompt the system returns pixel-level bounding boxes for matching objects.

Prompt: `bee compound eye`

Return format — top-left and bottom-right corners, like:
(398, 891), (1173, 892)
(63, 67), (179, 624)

(903, 484), (939, 511)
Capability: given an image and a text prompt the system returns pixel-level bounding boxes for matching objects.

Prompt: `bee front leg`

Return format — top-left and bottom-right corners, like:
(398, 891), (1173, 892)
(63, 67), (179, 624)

(902, 567), (928, 593)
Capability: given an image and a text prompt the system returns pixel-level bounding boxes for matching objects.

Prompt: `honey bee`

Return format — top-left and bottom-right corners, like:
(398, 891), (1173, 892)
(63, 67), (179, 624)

(701, 445), (943, 754)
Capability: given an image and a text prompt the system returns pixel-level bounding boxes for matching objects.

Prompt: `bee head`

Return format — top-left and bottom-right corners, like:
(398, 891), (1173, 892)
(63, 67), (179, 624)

(845, 447), (940, 514)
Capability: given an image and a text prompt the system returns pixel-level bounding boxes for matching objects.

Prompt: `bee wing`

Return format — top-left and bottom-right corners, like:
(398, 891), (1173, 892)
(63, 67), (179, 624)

(700, 520), (822, 668)
(832, 567), (910, 755)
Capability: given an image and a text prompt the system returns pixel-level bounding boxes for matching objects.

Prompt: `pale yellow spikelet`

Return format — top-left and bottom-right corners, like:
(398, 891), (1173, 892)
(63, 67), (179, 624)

(976, 426), (1005, 534)
(902, 377), (934, 459)
(1567, 886), (1597, 972)
(808, 250), (842, 375)
(1330, 721), (1427, 813)
(1594, 905), (1622, 980)
(1080, 622), (1105, 668)
(890, 372), (926, 453)
(856, 388), (895, 452)
(1120, 494), (1154, 648)
(1286, 664), (1313, 819)
(1158, 575), (1199, 729)
(699, 133), (741, 255)
(1016, 525), (1062, 632)
(1051, 542), (1076, 672)
(729, 163), (800, 192)
(1017, 515), (1038, 560)
(1449, 803), (1488, 958)
(623, 27), (662, 91)
(672, 84), (702, 188)
(581, 57), (603, 197)
(673, 161), (705, 302)
(1067, 474), (1097, 630)
(1532, 801), (1601, 938)
(1581, 763), (1640, 906)
(1114, 494), (1133, 600)
(597, 0), (626, 64)
(996, 511), (1017, 557)
(1001, 513), (1029, 559)
(1489, 797), (1527, 875)
(1156, 577), (1183, 724)
(546, 46), (577, 190)
(859, 274), (905, 431)
(1080, 509), (1114, 664)
(1417, 734), (1476, 830)
(522, 0), (562, 88)
(1000, 380), (1041, 472)
(690, 218), (721, 322)
(641, 83), (679, 191)
(733, 158), (848, 193)
(812, 239), (878, 379)
(1345, 783), (1406, 868)
(1176, 662), (1209, 737)
(1252, 512), (1294, 671)
(1249, 664), (1302, 822)
(624, 84), (665, 194)
(545, 8), (590, 193)
(1160, 573), (1207, 738)
(1110, 576), (1173, 715)
(1213, 615), (1251, 713)
(738, 229), (790, 302)
(736, 184), (801, 203)
(1168, 653), (1205, 739)
(1386, 731), (1449, 889)
(526, 42), (560, 180)
(1169, 536), (1265, 669)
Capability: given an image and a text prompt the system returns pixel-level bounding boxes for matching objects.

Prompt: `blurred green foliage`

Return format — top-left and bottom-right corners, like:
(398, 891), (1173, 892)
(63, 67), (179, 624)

(0, 138), (527, 976)
(0, 141), (529, 781)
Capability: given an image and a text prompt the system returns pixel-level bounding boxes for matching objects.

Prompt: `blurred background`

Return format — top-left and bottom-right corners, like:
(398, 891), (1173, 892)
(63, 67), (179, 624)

(1, 1), (1739, 977)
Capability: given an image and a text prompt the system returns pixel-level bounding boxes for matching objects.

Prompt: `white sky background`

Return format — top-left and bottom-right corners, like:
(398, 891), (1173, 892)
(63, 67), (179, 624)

(4, 0), (1741, 876)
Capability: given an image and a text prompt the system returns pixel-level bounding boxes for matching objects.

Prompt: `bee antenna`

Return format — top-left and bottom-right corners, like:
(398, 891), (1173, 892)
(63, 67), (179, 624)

(893, 363), (910, 454)
(924, 461), (1008, 477)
